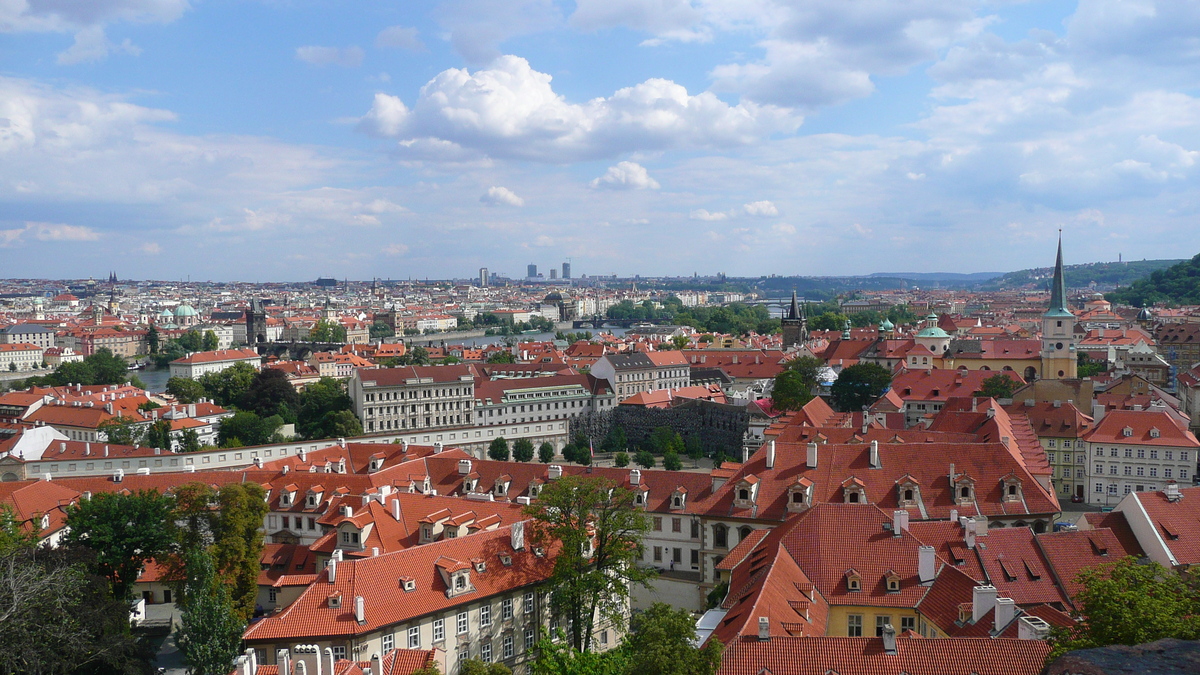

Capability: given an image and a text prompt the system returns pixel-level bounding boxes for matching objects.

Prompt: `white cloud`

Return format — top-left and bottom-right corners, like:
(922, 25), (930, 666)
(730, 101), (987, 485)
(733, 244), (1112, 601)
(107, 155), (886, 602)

(689, 209), (728, 221)
(358, 56), (799, 162)
(140, 242), (162, 254)
(433, 0), (562, 63)
(570, 0), (709, 44)
(383, 243), (409, 255)
(591, 162), (661, 190)
(2, 0), (190, 33)
(56, 25), (141, 64)
(480, 186), (525, 206)
(743, 200), (778, 216)
(771, 223), (796, 235)
(295, 45), (364, 68)
(375, 25), (425, 51)
(0, 221), (100, 246)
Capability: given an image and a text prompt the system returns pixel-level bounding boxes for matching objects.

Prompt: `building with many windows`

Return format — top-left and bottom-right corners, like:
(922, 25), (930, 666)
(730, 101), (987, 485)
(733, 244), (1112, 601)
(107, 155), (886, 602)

(589, 351), (689, 400)
(1084, 407), (1200, 507)
(1007, 399), (1093, 502)
(350, 365), (477, 434)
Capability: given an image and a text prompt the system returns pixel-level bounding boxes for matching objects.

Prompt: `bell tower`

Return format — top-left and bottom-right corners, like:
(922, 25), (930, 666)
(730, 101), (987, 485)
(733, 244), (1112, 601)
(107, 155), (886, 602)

(781, 291), (807, 347)
(1040, 233), (1077, 380)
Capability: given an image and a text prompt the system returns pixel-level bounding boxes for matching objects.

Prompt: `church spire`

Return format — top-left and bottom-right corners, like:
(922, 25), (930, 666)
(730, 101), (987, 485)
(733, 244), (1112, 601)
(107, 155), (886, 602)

(788, 290), (800, 320)
(1045, 232), (1072, 317)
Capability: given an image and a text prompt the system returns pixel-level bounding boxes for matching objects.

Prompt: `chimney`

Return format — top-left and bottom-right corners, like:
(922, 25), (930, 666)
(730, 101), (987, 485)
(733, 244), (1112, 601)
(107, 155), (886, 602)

(975, 515), (988, 536)
(277, 650), (291, 675)
(948, 463), (955, 488)
(966, 519), (976, 550)
(371, 654), (382, 675)
(1092, 402), (1105, 423)
(757, 616), (770, 641)
(511, 520), (525, 550)
(548, 464), (563, 480)
(869, 440), (880, 468)
(766, 440), (776, 470)
(458, 459), (472, 475)
(1053, 400), (1061, 408)
(59, 441), (66, 453)
(325, 648), (335, 675)
(892, 510), (905, 536)
(328, 558), (337, 583)
(994, 597), (1016, 633)
(391, 498), (401, 521)
(401, 439), (409, 453)
(881, 623), (897, 654)
(806, 442), (818, 469)
(1166, 482), (1182, 502)
(333, 549), (343, 562)
(630, 468), (641, 485)
(1018, 616), (1051, 640)
(434, 441), (443, 453)
(972, 585), (997, 624)
(949, 508), (958, 523)
(354, 595), (365, 624)
(918, 545), (936, 585)
(245, 648), (257, 675)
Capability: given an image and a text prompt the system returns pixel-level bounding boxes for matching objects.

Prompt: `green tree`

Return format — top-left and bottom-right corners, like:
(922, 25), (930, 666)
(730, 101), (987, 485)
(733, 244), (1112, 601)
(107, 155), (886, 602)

(0, 504), (35, 554)
(634, 450), (655, 469)
(614, 451), (629, 468)
(198, 361), (257, 407)
(772, 370), (814, 411)
(650, 426), (676, 454)
(487, 350), (517, 364)
(309, 319), (348, 343)
(176, 547), (244, 675)
(685, 435), (703, 467)
(975, 373), (1018, 400)
(513, 438), (535, 462)
(488, 437), (510, 461)
(623, 603), (723, 675)
(602, 426), (627, 453)
(538, 442), (555, 463)
(829, 363), (893, 412)
(202, 330), (220, 351)
(167, 377), (207, 403)
(524, 476), (653, 652)
(98, 415), (146, 445)
(178, 330), (203, 352)
(218, 411), (283, 447)
(63, 490), (176, 600)
(145, 419), (174, 450)
(370, 321), (395, 339)
(1048, 557), (1200, 661)
(662, 451), (683, 471)
(295, 377), (356, 439)
(460, 660), (511, 675)
(1078, 353), (1107, 378)
(531, 631), (629, 675)
(181, 427), (202, 453)
(147, 325), (161, 353)
(240, 367), (299, 421)
(561, 444), (579, 464)
(808, 311), (849, 332)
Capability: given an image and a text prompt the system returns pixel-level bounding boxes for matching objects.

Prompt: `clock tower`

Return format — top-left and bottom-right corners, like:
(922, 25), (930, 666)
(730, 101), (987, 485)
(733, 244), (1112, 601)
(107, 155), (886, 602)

(1040, 234), (1077, 380)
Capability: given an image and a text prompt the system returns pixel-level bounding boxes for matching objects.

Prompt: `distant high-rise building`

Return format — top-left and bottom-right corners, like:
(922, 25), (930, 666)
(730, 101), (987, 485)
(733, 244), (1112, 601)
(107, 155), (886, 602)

(479, 267), (489, 287)
(549, 269), (558, 280)
(562, 262), (571, 279)
(527, 264), (538, 279)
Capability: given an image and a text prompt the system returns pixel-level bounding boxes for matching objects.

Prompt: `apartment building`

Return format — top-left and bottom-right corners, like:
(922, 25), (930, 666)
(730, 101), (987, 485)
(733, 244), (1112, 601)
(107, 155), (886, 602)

(589, 351), (689, 400)
(0, 323), (56, 349)
(473, 374), (614, 428)
(350, 365), (477, 434)
(1084, 407), (1200, 507)
(169, 348), (262, 379)
(0, 343), (44, 371)
(1007, 399), (1093, 502)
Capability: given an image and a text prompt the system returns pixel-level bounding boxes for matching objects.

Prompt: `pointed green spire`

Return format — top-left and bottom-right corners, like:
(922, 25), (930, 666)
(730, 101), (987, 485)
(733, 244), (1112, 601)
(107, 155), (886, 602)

(1045, 232), (1073, 317)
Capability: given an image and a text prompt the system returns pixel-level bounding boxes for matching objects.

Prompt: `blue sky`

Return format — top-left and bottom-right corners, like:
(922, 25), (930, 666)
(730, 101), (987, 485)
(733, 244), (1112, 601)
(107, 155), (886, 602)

(2, 1), (1199, 281)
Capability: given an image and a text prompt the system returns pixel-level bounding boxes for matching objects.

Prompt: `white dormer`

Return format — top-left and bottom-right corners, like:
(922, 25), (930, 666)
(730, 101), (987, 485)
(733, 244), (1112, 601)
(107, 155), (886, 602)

(670, 487), (687, 510)
(279, 488), (295, 508)
(1001, 474), (1023, 503)
(896, 476), (922, 509)
(1150, 427), (1161, 439)
(841, 476), (867, 504)
(733, 476), (759, 509)
(787, 477), (814, 513)
(954, 474), (977, 506)
(1123, 426), (1133, 437)
(306, 486), (324, 508)
(368, 454), (385, 472)
(845, 568), (862, 592)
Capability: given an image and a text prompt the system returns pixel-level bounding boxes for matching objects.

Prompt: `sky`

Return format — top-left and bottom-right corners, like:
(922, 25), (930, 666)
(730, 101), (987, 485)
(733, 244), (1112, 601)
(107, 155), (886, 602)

(2, 1), (1199, 282)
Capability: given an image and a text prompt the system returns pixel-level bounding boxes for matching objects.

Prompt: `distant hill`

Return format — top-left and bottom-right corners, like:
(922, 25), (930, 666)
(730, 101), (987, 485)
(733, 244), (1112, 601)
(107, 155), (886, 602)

(1105, 254), (1200, 307)
(978, 259), (1185, 292)
(868, 272), (1004, 283)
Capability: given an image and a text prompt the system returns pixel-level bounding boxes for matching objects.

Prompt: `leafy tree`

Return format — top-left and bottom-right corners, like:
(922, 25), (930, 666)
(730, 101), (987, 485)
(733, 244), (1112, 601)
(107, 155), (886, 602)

(197, 361), (257, 407)
(9, 362), (16, 372)
(0, 544), (151, 674)
(178, 330), (203, 351)
(829, 363), (893, 412)
(513, 438), (535, 462)
(623, 603), (723, 675)
(218, 411), (283, 447)
(614, 451), (629, 468)
(295, 377), (355, 439)
(241, 367), (299, 421)
(63, 490), (176, 600)
(531, 631), (629, 675)
(0, 504), (35, 554)
(524, 476), (653, 652)
(650, 426), (677, 454)
(635, 450), (655, 469)
(176, 548), (244, 675)
(786, 355), (823, 386)
(173, 482), (269, 623)
(602, 426), (627, 453)
(975, 373), (1018, 400)
(145, 419), (174, 450)
(396, 345), (430, 366)
(487, 350), (517, 364)
(460, 660), (510, 675)
(202, 330), (220, 351)
(315, 409), (363, 439)
(1078, 353), (1108, 378)
(685, 435), (703, 467)
(706, 581), (728, 610)
(662, 451), (683, 471)
(98, 416), (146, 446)
(772, 370), (815, 412)
(538, 442), (556, 463)
(370, 321), (395, 339)
(561, 444), (578, 464)
(181, 427), (202, 453)
(488, 437), (510, 461)
(1106, 252), (1200, 306)
(168, 377), (207, 403)
(309, 319), (348, 343)
(1049, 558), (1200, 661)
(147, 325), (160, 353)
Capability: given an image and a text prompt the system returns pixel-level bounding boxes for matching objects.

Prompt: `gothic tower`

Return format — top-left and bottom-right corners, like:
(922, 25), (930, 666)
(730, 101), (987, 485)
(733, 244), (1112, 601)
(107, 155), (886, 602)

(246, 298), (268, 348)
(1040, 234), (1078, 380)
(781, 291), (807, 347)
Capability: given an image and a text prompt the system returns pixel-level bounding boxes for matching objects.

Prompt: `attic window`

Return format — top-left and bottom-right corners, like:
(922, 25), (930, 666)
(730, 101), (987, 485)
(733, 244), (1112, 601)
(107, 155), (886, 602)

(672, 495), (683, 508)
(846, 571), (862, 592)
(848, 492), (860, 503)
(903, 489), (914, 502)
(885, 571), (901, 593)
(454, 573), (468, 590)
(1123, 427), (1133, 437)
(500, 554), (512, 566)
(738, 489), (749, 501)
(960, 486), (972, 500)
(1150, 428), (1161, 439)
(1007, 485), (1017, 497)
(328, 593), (342, 608)
(474, 560), (487, 573)
(402, 578), (416, 592)
(635, 493), (645, 505)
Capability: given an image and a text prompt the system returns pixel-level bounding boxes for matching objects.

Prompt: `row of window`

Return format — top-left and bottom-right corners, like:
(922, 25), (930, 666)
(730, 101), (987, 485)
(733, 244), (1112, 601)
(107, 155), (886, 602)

(1095, 483), (1159, 494)
(366, 387), (471, 402)
(652, 516), (701, 537)
(846, 614), (915, 637)
(1095, 447), (1188, 461)
(1046, 453), (1086, 464)
(1094, 465), (1186, 479)
(453, 629), (535, 666)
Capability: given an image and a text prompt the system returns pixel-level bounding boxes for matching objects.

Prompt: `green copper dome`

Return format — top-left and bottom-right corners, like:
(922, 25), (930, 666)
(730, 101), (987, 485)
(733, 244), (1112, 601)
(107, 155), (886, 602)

(175, 304), (197, 317)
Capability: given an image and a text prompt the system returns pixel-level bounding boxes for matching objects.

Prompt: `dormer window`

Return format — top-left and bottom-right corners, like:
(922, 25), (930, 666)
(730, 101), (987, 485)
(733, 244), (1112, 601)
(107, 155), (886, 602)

(280, 492), (294, 507)
(454, 573), (467, 591)
(40, 514), (50, 530)
(1150, 428), (1161, 439)
(842, 477), (866, 504)
(787, 478), (813, 513)
(1001, 475), (1022, 503)
(885, 569), (901, 593)
(1123, 427), (1133, 437)
(738, 489), (749, 501)
(328, 592), (342, 608)
(421, 526), (433, 543)
(954, 475), (976, 505)
(846, 569), (862, 592)
(500, 554), (512, 566)
(401, 577), (416, 592)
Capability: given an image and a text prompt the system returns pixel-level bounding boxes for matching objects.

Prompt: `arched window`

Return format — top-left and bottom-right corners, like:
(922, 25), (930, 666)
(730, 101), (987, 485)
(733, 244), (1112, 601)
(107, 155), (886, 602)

(848, 492), (860, 503)
(903, 489), (914, 501)
(738, 526), (752, 543)
(713, 524), (728, 548)
(792, 491), (805, 503)
(960, 486), (971, 499)
(1024, 367), (1037, 381)
(738, 489), (749, 501)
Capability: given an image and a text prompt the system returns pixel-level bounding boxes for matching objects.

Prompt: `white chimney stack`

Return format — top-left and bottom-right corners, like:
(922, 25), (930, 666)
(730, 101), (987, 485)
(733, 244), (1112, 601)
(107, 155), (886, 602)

(869, 440), (880, 468)
(371, 654), (382, 675)
(806, 442), (818, 469)
(401, 439), (409, 453)
(1018, 615), (1051, 640)
(277, 650), (291, 675)
(966, 521), (976, 550)
(892, 510), (905, 537)
(918, 545), (936, 585)
(949, 508), (958, 523)
(354, 595), (365, 624)
(511, 520), (525, 550)
(333, 549), (343, 562)
(766, 440), (776, 469)
(245, 648), (257, 675)
(435, 441), (443, 453)
(757, 616), (770, 641)
(881, 623), (897, 654)
(391, 498), (401, 521)
(994, 597), (1016, 634)
(328, 558), (337, 583)
(324, 647), (334, 675)
(458, 459), (472, 475)
(972, 585), (997, 624)
(548, 464), (562, 479)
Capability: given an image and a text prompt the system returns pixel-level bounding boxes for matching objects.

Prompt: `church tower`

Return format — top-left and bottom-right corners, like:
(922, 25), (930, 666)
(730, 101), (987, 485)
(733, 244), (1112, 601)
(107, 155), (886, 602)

(1040, 234), (1078, 380)
(781, 291), (807, 347)
(246, 298), (268, 348)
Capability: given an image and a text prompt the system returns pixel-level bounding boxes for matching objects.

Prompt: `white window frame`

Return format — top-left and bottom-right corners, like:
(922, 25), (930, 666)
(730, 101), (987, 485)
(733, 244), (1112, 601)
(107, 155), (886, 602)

(408, 626), (420, 649)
